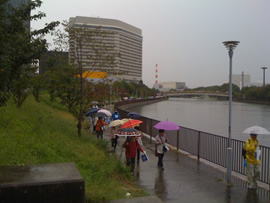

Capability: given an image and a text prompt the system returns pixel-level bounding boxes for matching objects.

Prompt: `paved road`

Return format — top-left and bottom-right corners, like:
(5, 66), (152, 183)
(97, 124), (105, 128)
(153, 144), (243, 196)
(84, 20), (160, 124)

(107, 133), (270, 203)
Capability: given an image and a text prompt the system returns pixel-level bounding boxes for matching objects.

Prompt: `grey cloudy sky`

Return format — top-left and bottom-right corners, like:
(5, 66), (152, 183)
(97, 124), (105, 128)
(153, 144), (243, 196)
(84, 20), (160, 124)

(31, 0), (270, 88)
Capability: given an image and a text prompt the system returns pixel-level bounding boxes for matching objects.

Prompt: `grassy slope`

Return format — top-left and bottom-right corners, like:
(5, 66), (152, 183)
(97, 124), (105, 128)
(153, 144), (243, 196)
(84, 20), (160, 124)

(0, 93), (146, 202)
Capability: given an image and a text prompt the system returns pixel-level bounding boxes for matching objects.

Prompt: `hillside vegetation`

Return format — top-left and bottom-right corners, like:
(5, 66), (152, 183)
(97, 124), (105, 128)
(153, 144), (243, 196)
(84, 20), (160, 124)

(0, 93), (146, 202)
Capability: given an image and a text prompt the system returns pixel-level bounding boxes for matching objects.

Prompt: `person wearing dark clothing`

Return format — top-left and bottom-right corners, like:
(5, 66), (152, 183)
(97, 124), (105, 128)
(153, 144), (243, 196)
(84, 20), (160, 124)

(122, 136), (144, 173)
(110, 127), (118, 151)
(111, 110), (121, 121)
(155, 129), (168, 170)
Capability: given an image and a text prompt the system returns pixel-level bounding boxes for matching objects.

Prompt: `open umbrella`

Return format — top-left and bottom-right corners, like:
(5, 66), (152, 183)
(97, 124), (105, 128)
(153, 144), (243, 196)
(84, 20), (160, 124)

(120, 119), (143, 129)
(109, 120), (124, 127)
(116, 128), (141, 136)
(95, 112), (107, 118)
(242, 125), (270, 135)
(121, 118), (132, 124)
(85, 108), (99, 117)
(98, 109), (112, 117)
(154, 121), (180, 131)
(127, 112), (141, 118)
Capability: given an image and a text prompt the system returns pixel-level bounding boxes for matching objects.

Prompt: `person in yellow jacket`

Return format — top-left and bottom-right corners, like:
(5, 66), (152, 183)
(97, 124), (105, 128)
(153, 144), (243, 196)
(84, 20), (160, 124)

(243, 133), (260, 189)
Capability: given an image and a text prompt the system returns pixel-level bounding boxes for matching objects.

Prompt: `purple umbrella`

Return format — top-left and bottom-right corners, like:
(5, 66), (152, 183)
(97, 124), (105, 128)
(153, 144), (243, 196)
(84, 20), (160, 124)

(154, 121), (180, 131)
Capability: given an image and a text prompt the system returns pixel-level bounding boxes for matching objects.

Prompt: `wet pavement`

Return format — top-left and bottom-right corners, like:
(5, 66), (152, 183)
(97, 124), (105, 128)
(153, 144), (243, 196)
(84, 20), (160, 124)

(106, 133), (270, 203)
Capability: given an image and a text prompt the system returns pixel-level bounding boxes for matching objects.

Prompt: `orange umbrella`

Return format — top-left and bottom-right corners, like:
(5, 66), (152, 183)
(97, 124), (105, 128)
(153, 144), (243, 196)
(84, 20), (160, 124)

(120, 119), (143, 129)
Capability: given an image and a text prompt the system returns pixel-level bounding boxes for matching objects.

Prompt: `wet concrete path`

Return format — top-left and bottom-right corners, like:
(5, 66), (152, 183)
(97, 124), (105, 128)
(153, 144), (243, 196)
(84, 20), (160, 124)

(107, 133), (270, 203)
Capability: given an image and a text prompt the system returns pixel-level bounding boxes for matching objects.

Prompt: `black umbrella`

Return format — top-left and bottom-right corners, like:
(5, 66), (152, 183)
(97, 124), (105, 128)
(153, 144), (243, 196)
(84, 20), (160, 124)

(95, 112), (107, 118)
(127, 112), (141, 118)
(85, 108), (99, 117)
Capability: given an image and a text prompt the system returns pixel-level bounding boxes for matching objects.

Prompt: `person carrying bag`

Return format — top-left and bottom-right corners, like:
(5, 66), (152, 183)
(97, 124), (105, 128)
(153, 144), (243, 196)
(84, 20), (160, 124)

(155, 129), (168, 170)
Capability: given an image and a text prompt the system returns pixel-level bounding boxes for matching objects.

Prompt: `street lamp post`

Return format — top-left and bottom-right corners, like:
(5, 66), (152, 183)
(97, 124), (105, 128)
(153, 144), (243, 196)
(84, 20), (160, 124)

(109, 80), (113, 114)
(241, 72), (244, 90)
(223, 41), (240, 183)
(261, 67), (267, 87)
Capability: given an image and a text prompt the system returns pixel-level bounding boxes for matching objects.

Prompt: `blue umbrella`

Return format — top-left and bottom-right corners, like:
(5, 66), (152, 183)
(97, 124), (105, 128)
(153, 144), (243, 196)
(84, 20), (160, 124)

(127, 112), (141, 118)
(85, 108), (99, 117)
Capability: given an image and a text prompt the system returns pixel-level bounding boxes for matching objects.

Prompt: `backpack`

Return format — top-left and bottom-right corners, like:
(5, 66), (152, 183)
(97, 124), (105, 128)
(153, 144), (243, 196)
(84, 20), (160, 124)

(242, 140), (250, 159)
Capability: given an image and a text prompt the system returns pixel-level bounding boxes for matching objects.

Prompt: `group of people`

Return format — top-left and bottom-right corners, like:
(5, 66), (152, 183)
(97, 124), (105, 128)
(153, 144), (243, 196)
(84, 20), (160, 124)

(94, 109), (169, 174)
(110, 111), (146, 174)
(91, 108), (261, 189)
(90, 107), (260, 189)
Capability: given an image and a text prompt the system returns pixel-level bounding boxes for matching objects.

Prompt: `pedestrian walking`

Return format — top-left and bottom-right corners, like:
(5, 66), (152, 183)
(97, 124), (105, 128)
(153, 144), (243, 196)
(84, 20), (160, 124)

(93, 116), (98, 132)
(134, 126), (143, 163)
(110, 126), (118, 151)
(96, 117), (107, 139)
(243, 133), (261, 189)
(122, 136), (145, 174)
(111, 110), (121, 121)
(155, 129), (168, 170)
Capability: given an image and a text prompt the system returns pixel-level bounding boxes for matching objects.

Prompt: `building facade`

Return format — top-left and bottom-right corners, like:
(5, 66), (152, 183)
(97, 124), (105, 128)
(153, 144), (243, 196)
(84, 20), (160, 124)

(69, 16), (143, 83)
(5, 0), (31, 29)
(6, 0), (30, 8)
(232, 73), (251, 89)
(154, 82), (186, 91)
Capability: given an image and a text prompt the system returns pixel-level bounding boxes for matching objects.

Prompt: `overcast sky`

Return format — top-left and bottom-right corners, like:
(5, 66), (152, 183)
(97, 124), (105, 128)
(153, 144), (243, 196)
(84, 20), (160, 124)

(31, 0), (270, 88)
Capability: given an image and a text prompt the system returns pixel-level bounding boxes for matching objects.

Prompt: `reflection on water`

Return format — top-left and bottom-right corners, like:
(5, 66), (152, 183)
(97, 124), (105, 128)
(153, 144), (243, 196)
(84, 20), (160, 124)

(245, 189), (259, 203)
(226, 186), (232, 203)
(128, 98), (270, 147)
(154, 169), (167, 200)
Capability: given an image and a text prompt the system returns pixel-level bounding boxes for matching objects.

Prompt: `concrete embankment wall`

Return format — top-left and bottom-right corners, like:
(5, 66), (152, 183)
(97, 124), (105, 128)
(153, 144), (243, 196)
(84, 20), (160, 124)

(115, 97), (168, 110)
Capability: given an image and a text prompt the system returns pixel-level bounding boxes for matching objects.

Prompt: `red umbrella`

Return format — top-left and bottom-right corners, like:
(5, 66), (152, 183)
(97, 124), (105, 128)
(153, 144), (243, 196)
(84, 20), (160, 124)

(120, 119), (143, 129)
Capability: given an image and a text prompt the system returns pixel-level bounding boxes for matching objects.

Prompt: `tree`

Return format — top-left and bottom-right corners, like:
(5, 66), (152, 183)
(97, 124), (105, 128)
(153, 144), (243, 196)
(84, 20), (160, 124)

(53, 21), (119, 137)
(31, 68), (43, 102)
(0, 0), (59, 107)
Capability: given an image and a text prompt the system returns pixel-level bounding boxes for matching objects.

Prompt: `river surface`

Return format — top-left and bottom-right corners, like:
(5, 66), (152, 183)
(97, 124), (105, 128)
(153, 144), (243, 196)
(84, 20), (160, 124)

(127, 97), (270, 147)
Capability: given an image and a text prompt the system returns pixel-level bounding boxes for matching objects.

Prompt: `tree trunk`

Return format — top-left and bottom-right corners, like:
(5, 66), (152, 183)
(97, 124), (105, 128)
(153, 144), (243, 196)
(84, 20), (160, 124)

(77, 119), (82, 137)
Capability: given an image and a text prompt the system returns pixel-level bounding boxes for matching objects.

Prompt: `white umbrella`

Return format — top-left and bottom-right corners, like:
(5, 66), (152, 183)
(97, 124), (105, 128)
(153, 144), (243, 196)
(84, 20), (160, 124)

(109, 120), (124, 127)
(121, 118), (132, 124)
(98, 109), (112, 117)
(242, 125), (270, 135)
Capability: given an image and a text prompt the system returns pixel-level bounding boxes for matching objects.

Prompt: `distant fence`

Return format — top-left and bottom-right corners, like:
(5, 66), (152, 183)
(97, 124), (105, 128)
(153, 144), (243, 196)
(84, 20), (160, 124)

(115, 100), (270, 186)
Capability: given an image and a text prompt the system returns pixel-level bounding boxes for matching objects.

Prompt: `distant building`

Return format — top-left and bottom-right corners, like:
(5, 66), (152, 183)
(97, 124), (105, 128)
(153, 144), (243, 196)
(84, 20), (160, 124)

(232, 73), (250, 89)
(153, 82), (186, 91)
(39, 51), (69, 75)
(6, 0), (30, 9)
(5, 0), (31, 29)
(69, 16), (143, 83)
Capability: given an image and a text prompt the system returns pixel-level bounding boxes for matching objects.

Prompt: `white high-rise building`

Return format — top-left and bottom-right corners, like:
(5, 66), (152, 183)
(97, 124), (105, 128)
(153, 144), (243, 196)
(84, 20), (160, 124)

(69, 16), (143, 82)
(154, 81), (186, 91)
(232, 73), (251, 89)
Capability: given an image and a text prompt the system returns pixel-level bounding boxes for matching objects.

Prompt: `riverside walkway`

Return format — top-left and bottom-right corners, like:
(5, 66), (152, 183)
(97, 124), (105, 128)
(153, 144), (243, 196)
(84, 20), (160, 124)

(109, 134), (270, 203)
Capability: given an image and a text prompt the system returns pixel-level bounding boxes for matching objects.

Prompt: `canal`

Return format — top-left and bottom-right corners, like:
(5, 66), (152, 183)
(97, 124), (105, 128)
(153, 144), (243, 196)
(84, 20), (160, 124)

(126, 97), (270, 147)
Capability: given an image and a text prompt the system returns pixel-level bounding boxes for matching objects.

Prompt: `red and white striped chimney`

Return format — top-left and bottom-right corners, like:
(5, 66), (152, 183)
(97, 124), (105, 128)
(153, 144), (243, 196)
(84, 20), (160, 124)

(155, 64), (158, 84)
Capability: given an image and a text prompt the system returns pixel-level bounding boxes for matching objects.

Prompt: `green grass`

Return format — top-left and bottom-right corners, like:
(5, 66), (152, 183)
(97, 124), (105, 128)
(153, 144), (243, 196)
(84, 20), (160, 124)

(0, 93), (146, 202)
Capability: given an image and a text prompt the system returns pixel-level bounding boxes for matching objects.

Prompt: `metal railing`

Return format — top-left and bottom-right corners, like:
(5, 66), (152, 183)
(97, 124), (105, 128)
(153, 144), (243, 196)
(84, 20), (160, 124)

(116, 103), (270, 185)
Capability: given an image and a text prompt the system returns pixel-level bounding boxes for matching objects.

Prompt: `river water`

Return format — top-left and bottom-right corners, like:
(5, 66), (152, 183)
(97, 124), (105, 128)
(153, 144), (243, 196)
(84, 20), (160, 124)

(127, 97), (270, 147)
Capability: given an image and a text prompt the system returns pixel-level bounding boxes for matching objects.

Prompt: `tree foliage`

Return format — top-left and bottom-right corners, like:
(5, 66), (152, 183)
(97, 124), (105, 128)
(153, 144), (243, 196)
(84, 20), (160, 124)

(0, 0), (59, 107)
(241, 85), (270, 101)
(190, 83), (240, 96)
(51, 21), (120, 137)
(112, 80), (158, 98)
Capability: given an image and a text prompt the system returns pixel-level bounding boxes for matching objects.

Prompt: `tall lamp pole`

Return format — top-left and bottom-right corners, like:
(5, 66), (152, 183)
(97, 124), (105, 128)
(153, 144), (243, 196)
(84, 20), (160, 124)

(241, 72), (244, 90)
(223, 41), (240, 183)
(109, 79), (113, 113)
(261, 67), (267, 87)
